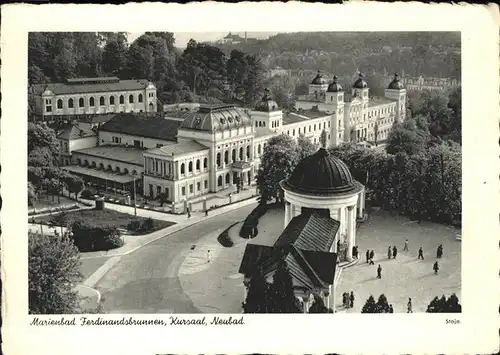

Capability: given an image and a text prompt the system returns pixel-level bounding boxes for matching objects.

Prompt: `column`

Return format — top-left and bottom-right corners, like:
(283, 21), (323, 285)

(329, 285), (336, 313)
(284, 202), (290, 229)
(324, 290), (330, 310)
(302, 295), (309, 314)
(357, 191), (362, 219)
(346, 206), (354, 261)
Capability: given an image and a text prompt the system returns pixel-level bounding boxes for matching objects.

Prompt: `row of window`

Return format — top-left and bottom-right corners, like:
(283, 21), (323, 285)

(216, 145), (251, 167)
(47, 93), (150, 111)
(180, 158), (209, 175)
(75, 158), (138, 175)
(180, 180), (208, 196)
(286, 121), (330, 137)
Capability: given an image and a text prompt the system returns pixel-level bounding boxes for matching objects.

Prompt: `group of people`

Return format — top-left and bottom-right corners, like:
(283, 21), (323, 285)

(342, 291), (355, 309)
(387, 245), (398, 259)
(365, 249), (375, 265)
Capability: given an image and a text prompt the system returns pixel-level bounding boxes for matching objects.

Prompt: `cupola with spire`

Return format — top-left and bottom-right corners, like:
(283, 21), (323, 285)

(327, 75), (343, 93)
(387, 73), (404, 90)
(311, 70), (328, 85)
(254, 88), (279, 112)
(353, 73), (368, 89)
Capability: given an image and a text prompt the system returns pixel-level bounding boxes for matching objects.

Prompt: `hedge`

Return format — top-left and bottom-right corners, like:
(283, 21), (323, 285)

(239, 203), (277, 239)
(71, 221), (123, 252)
(217, 222), (238, 247)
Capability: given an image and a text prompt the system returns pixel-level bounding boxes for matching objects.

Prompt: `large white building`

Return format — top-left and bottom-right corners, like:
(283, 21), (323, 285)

(29, 77), (158, 121)
(62, 71), (406, 205)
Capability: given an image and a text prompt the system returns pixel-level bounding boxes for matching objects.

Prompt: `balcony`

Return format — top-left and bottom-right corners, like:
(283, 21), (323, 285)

(144, 171), (174, 181)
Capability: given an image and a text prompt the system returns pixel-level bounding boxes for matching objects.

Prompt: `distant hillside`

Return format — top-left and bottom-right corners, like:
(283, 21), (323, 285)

(213, 32), (461, 79)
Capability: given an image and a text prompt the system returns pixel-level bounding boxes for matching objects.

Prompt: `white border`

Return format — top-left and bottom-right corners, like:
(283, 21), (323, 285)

(1, 3), (500, 354)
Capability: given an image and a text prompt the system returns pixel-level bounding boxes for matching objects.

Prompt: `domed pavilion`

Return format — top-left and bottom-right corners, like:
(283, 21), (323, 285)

(280, 147), (365, 261)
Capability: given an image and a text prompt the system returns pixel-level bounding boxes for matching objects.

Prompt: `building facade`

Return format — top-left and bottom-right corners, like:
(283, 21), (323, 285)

(29, 77), (157, 121)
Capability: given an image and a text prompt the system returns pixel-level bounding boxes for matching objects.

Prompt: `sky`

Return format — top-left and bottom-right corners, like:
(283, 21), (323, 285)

(127, 32), (280, 48)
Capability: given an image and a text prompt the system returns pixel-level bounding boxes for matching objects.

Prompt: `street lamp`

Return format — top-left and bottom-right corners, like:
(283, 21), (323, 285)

(133, 176), (137, 216)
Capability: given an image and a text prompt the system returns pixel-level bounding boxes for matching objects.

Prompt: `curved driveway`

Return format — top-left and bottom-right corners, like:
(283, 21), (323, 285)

(95, 204), (255, 314)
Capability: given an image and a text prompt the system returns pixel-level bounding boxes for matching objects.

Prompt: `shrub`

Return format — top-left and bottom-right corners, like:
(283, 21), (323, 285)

(140, 218), (154, 233)
(127, 220), (141, 232)
(217, 222), (238, 247)
(70, 221), (123, 252)
(80, 189), (94, 200)
(239, 203), (276, 239)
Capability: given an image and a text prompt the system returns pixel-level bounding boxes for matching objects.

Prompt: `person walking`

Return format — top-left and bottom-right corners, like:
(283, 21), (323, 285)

(387, 246), (392, 259)
(370, 249), (375, 261)
(377, 264), (382, 279)
(342, 292), (347, 308)
(366, 249), (370, 263)
(389, 305), (394, 313)
(407, 298), (413, 313)
(349, 291), (355, 308)
(433, 261), (439, 274)
(437, 244), (443, 258)
(392, 246), (398, 259)
(205, 208), (208, 217)
(403, 239), (409, 251)
(418, 247), (424, 260)
(187, 206), (191, 218)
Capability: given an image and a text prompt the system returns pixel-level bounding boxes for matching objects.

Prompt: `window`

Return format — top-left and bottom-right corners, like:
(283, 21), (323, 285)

(68, 98), (74, 108)
(45, 99), (52, 105)
(188, 161), (193, 173)
(100, 96), (105, 106)
(263, 122), (266, 127)
(181, 187), (186, 196)
(189, 184), (193, 193)
(224, 151), (229, 164)
(180, 163), (185, 175)
(217, 153), (221, 167)
(225, 173), (230, 184)
(89, 97), (95, 107)
(134, 140), (141, 148)
(79, 98), (84, 107)
(138, 94), (143, 103)
(239, 147), (243, 160)
(293, 129), (295, 136)
(246, 145), (250, 158)
(217, 176), (222, 187)
(323, 122), (326, 129)
(231, 149), (236, 162)
(204, 180), (208, 189)
(338, 120), (341, 128)
(157, 186), (161, 196)
(196, 159), (200, 170)
(156, 144), (163, 148)
(197, 182), (201, 191)
(203, 157), (208, 169)
(110, 96), (115, 105)
(45, 105), (52, 113)
(112, 136), (121, 144)
(119, 95), (124, 104)
(257, 145), (261, 155)
(57, 99), (63, 109)
(255, 122), (258, 127)
(129, 94), (134, 103)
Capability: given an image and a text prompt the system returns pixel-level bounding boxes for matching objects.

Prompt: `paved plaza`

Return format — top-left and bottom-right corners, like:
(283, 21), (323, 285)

(335, 210), (461, 313)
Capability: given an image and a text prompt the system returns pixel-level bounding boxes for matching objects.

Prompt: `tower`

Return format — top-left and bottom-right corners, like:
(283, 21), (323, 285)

(308, 70), (329, 96)
(352, 72), (370, 103)
(251, 88), (283, 134)
(384, 73), (407, 122)
(325, 76), (345, 146)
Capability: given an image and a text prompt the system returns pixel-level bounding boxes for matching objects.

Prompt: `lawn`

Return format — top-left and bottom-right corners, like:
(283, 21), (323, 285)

(32, 208), (175, 234)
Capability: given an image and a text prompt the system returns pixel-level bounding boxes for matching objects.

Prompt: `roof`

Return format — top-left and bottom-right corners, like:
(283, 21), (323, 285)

(90, 114), (117, 124)
(253, 88), (279, 112)
(57, 123), (96, 140)
(368, 97), (397, 107)
(327, 76), (343, 92)
(296, 94), (325, 103)
(99, 113), (181, 141)
(311, 71), (328, 85)
(31, 78), (153, 95)
(72, 145), (144, 166)
(180, 104), (252, 133)
(282, 111), (329, 125)
(146, 140), (208, 157)
(239, 212), (339, 289)
(388, 73), (405, 90)
(353, 73), (368, 89)
(282, 148), (364, 196)
(61, 165), (136, 184)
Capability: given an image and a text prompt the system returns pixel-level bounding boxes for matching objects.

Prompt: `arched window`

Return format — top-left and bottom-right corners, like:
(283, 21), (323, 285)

(258, 145), (261, 155)
(239, 147), (243, 161)
(196, 159), (200, 170)
(138, 94), (143, 103)
(188, 161), (193, 173)
(76, 158), (81, 165)
(255, 122), (258, 127)
(224, 151), (229, 164)
(132, 170), (137, 175)
(115, 166), (121, 173)
(246, 145), (250, 158)
(79, 98), (84, 107)
(107, 165), (112, 171)
(217, 175), (222, 187)
(123, 168), (129, 175)
(110, 96), (115, 105)
(89, 97), (95, 107)
(119, 95), (124, 104)
(225, 173), (230, 184)
(68, 98), (74, 108)
(84, 160), (88, 166)
(180, 163), (185, 174)
(231, 149), (236, 162)
(57, 99), (63, 109)
(203, 157), (208, 169)
(129, 94), (134, 103)
(100, 96), (105, 106)
(216, 153), (221, 167)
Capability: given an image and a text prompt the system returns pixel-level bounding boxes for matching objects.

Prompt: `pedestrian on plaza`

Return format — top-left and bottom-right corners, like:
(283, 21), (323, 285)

(389, 304), (394, 313)
(392, 246), (398, 259)
(418, 247), (424, 260)
(403, 239), (409, 251)
(354, 246), (358, 259)
(437, 244), (443, 258)
(205, 208), (208, 217)
(187, 206), (191, 218)
(377, 264), (382, 279)
(433, 261), (439, 274)
(349, 291), (355, 308)
(370, 249), (375, 261)
(407, 298), (413, 313)
(342, 292), (348, 308)
(366, 249), (370, 263)
(387, 246), (392, 259)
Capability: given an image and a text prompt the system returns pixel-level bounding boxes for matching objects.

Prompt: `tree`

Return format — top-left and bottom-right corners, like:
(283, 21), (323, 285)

(268, 260), (302, 313)
(308, 293), (332, 313)
(426, 294), (461, 313)
(267, 74), (295, 110)
(29, 232), (83, 314)
(297, 134), (317, 161)
(361, 295), (378, 313)
(319, 129), (328, 149)
(126, 42), (154, 80)
(157, 192), (169, 207)
(65, 174), (84, 200)
(256, 134), (300, 204)
(375, 294), (391, 313)
(102, 39), (128, 76)
(386, 117), (429, 156)
(28, 181), (38, 207)
(28, 122), (60, 158)
(294, 82), (309, 95)
(242, 270), (270, 313)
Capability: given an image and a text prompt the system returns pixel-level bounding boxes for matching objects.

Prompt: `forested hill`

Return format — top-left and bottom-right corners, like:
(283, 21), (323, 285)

(213, 32), (461, 79)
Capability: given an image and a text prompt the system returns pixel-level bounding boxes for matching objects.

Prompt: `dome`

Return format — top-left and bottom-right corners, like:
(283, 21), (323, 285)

(311, 70), (328, 85)
(388, 73), (404, 90)
(281, 148), (363, 196)
(327, 75), (343, 92)
(254, 88), (279, 112)
(180, 104), (252, 132)
(353, 73), (368, 89)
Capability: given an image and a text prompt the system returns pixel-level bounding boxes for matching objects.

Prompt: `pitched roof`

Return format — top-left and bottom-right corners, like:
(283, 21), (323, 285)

(146, 140), (209, 157)
(73, 145), (144, 166)
(282, 111), (329, 125)
(57, 123), (96, 140)
(98, 113), (181, 142)
(31, 78), (153, 95)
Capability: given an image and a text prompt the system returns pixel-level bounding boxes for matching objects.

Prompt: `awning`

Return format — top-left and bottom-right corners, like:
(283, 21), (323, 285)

(62, 165), (136, 184)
